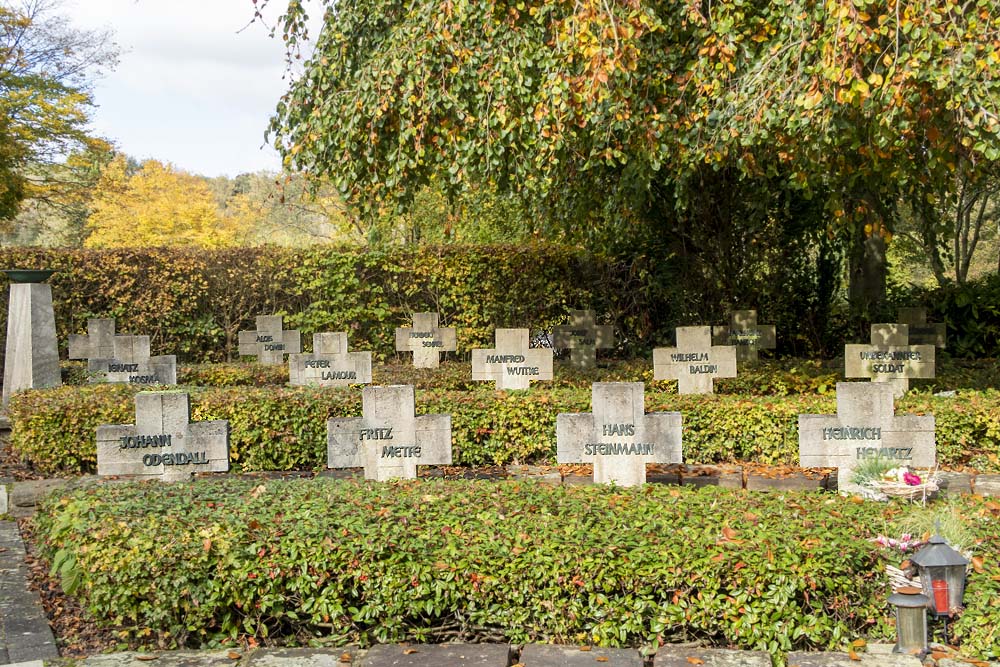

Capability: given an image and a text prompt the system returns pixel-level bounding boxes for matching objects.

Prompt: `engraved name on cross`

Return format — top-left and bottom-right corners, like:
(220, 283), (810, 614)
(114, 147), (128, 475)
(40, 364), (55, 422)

(327, 385), (452, 481)
(557, 382), (683, 486)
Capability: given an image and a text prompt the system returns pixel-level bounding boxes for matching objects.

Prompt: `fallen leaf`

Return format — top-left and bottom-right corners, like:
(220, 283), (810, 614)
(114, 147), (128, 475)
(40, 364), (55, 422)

(851, 639), (866, 648)
(972, 555), (985, 573)
(847, 649), (860, 661)
(203, 539), (212, 552)
(403, 649), (418, 655)
(596, 658), (609, 663)
(579, 646), (592, 652)
(930, 652), (949, 661)
(686, 658), (704, 665)
(722, 526), (738, 540)
(135, 656), (159, 662)
(340, 653), (352, 663)
(227, 651), (242, 660)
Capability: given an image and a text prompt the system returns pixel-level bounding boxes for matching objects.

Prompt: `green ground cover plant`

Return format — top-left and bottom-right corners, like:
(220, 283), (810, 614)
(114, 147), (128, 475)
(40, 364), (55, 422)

(33, 480), (1000, 662)
(8, 380), (1000, 475)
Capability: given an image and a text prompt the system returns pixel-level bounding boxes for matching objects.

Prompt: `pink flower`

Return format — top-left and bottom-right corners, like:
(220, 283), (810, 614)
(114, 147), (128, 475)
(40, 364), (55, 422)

(903, 472), (922, 486)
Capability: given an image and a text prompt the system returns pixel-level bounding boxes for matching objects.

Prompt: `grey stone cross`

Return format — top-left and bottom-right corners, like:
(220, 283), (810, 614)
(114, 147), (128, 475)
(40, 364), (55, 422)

(653, 326), (737, 394)
(97, 391), (229, 481)
(68, 318), (118, 360)
(557, 382), (682, 486)
(552, 309), (614, 369)
(799, 382), (935, 493)
(898, 307), (947, 348)
(712, 309), (776, 363)
(238, 315), (302, 364)
(394, 312), (457, 368)
(70, 318), (176, 386)
(845, 324), (935, 397)
(328, 385), (452, 481)
(289, 333), (372, 387)
(471, 328), (553, 390)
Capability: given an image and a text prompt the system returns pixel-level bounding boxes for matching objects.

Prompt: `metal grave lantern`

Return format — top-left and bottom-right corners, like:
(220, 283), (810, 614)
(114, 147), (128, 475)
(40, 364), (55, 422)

(888, 586), (929, 656)
(910, 533), (969, 617)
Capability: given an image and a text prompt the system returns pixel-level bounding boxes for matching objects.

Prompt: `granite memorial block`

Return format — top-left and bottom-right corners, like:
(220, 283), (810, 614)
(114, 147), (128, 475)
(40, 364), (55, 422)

(552, 309), (614, 369)
(68, 318), (176, 385)
(898, 307), (947, 348)
(711, 309), (776, 363)
(328, 385), (452, 481)
(557, 382), (682, 486)
(471, 328), (553, 390)
(845, 323), (934, 397)
(394, 312), (457, 368)
(2, 274), (60, 406)
(653, 326), (737, 394)
(97, 391), (229, 481)
(799, 382), (935, 493)
(289, 333), (372, 387)
(238, 315), (302, 364)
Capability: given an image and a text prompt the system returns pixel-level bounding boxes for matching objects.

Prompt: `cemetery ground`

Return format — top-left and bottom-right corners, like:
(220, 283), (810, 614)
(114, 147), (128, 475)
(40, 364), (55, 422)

(2, 357), (1000, 665)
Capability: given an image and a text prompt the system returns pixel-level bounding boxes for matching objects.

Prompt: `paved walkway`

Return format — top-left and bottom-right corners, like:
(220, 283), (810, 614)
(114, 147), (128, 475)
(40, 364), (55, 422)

(0, 521), (57, 666)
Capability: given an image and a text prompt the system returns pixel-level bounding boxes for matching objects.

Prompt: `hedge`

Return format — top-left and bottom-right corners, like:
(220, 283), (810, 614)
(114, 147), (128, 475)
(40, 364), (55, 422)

(0, 245), (632, 365)
(3, 246), (999, 366)
(33, 479), (1000, 660)
(10, 381), (1000, 475)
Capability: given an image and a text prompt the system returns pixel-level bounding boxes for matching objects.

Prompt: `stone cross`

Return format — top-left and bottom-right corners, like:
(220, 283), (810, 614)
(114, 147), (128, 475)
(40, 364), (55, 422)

(557, 382), (682, 487)
(68, 318), (118, 360)
(653, 326), (737, 394)
(394, 312), (457, 368)
(712, 309), (776, 363)
(845, 324), (935, 397)
(97, 392), (229, 481)
(799, 382), (935, 493)
(471, 328), (554, 390)
(289, 333), (372, 387)
(328, 385), (452, 481)
(70, 321), (177, 386)
(238, 315), (302, 364)
(552, 309), (614, 369)
(898, 307), (947, 348)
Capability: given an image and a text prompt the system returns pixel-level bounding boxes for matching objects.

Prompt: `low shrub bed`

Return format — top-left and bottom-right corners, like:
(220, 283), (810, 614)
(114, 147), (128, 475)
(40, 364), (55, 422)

(58, 358), (1000, 394)
(9, 384), (1000, 474)
(33, 480), (1000, 661)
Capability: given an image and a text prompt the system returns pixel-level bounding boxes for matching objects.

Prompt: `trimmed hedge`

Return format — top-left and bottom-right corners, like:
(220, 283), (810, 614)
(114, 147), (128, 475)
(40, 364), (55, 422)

(0, 245), (631, 364)
(33, 480), (1000, 660)
(10, 381), (1000, 475)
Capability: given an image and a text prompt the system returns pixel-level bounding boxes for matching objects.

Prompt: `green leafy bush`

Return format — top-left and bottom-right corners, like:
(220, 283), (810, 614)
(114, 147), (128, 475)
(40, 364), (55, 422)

(9, 382), (1000, 475)
(34, 479), (900, 655)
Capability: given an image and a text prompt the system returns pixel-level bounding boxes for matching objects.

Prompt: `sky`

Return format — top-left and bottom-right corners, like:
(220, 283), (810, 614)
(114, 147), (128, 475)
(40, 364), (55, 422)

(62, 0), (321, 178)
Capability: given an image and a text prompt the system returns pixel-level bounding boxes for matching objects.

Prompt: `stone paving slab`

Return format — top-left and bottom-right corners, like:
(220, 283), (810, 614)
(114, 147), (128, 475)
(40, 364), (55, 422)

(786, 651), (922, 666)
(0, 521), (58, 665)
(937, 472), (972, 496)
(745, 472), (826, 492)
(653, 647), (770, 666)
(246, 646), (358, 666)
(361, 644), (511, 667)
(82, 650), (247, 666)
(520, 644), (641, 667)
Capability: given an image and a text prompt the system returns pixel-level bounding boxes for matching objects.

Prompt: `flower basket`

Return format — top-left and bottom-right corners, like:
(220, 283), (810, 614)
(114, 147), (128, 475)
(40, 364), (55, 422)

(868, 477), (939, 501)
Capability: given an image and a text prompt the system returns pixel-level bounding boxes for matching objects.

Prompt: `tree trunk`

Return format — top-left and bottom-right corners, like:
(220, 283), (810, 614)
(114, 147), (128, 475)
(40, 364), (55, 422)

(848, 227), (887, 320)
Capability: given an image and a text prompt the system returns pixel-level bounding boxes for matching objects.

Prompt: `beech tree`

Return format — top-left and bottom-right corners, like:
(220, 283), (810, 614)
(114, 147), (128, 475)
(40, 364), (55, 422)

(85, 157), (245, 248)
(263, 0), (1000, 313)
